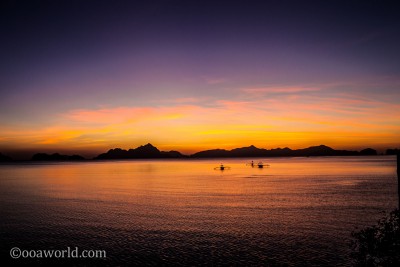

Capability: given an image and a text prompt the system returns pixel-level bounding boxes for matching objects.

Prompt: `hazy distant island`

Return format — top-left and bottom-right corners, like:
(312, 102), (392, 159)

(2, 144), (399, 162)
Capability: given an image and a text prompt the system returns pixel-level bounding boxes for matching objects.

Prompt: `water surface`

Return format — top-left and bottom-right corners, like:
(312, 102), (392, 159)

(0, 156), (397, 266)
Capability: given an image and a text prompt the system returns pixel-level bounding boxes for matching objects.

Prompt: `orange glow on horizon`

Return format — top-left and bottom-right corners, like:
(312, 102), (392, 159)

(1, 91), (399, 157)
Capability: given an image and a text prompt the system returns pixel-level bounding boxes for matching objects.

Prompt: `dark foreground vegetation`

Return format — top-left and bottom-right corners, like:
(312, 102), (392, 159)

(351, 209), (400, 267)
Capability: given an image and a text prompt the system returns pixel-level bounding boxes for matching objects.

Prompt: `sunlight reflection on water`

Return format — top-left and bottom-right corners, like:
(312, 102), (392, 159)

(0, 156), (397, 266)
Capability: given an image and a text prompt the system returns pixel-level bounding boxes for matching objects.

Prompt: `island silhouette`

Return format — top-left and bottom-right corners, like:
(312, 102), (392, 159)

(31, 153), (85, 161)
(2, 144), (397, 162)
(0, 152), (12, 162)
(94, 143), (185, 159)
(94, 143), (380, 160)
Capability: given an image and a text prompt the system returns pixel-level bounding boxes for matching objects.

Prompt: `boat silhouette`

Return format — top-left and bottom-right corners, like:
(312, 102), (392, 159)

(214, 164), (230, 171)
(247, 161), (270, 168)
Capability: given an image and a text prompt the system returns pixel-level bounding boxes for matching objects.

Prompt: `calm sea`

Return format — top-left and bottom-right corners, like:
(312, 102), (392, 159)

(0, 156), (397, 266)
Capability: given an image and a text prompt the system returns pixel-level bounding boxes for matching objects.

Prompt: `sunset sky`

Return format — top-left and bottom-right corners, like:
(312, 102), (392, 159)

(1, 0), (400, 159)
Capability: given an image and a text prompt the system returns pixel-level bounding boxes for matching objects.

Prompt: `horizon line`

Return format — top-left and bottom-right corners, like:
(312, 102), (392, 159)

(2, 143), (399, 161)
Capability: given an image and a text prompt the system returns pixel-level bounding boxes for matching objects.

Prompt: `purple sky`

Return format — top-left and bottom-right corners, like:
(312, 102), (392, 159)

(1, 0), (399, 158)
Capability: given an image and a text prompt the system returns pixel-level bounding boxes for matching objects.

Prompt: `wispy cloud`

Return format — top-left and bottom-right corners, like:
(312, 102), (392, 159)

(1, 88), (399, 153)
(242, 85), (320, 94)
(63, 106), (194, 125)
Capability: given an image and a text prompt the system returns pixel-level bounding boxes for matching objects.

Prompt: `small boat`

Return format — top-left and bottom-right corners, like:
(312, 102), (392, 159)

(214, 164), (230, 170)
(257, 162), (270, 168)
(247, 161), (270, 168)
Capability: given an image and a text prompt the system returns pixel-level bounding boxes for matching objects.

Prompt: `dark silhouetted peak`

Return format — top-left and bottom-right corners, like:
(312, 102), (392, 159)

(135, 143), (160, 154)
(96, 148), (129, 159)
(94, 144), (187, 159)
(313, 145), (334, 151)
(269, 147), (293, 156)
(360, 148), (377, 155)
(0, 152), (12, 161)
(294, 145), (359, 157)
(230, 145), (267, 157)
(294, 145), (335, 156)
(95, 143), (378, 159)
(231, 145), (259, 151)
(191, 144), (360, 158)
(110, 148), (123, 152)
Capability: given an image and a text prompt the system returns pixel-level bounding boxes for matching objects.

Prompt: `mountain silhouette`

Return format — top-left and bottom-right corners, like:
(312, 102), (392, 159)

(0, 144), (391, 162)
(230, 145), (268, 157)
(0, 152), (12, 161)
(189, 149), (230, 158)
(386, 148), (399, 155)
(291, 145), (363, 157)
(190, 144), (376, 158)
(94, 144), (382, 159)
(31, 153), (85, 161)
(360, 148), (378, 155)
(94, 143), (186, 159)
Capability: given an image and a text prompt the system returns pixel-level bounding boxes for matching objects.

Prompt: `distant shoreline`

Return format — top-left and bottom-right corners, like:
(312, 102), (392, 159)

(1, 143), (399, 162)
(0, 155), (396, 165)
